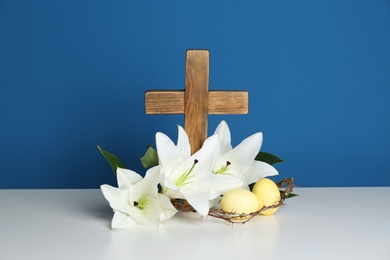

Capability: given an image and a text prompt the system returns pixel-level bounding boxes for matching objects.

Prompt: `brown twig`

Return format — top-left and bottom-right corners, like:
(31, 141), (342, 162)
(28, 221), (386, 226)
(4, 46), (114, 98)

(170, 198), (197, 212)
(171, 177), (296, 223)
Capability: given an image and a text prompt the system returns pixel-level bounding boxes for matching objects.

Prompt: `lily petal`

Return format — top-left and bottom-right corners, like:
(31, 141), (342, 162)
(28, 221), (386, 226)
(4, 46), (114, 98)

(100, 184), (132, 214)
(188, 134), (221, 175)
(176, 125), (191, 161)
(156, 132), (177, 167)
(182, 185), (210, 216)
(202, 174), (244, 199)
(125, 168), (161, 227)
(134, 196), (160, 227)
(163, 187), (184, 199)
(214, 120), (232, 154)
(130, 167), (159, 202)
(158, 193), (178, 222)
(214, 132), (263, 177)
(245, 160), (279, 185)
(116, 167), (143, 189)
(156, 132), (183, 175)
(166, 134), (221, 185)
(111, 210), (135, 229)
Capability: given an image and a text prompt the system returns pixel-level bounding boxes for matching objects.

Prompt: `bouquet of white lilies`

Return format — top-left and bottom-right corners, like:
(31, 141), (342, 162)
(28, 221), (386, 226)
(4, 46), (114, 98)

(99, 120), (295, 228)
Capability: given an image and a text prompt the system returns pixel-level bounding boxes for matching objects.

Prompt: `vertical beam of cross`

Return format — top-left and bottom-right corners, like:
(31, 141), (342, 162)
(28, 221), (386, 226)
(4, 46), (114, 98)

(184, 50), (209, 154)
(145, 50), (248, 154)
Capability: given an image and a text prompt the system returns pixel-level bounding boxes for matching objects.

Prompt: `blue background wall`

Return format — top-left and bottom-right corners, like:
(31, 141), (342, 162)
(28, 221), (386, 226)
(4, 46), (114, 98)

(1, 0), (390, 188)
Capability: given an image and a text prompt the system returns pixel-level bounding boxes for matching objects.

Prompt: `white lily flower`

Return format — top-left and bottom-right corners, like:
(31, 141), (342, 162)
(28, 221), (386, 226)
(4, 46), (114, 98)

(212, 120), (279, 187)
(156, 125), (243, 216)
(100, 167), (177, 229)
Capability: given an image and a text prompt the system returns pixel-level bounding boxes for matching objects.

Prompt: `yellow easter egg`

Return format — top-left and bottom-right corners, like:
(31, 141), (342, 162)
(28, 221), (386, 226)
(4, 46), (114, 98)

(252, 178), (281, 215)
(220, 188), (260, 221)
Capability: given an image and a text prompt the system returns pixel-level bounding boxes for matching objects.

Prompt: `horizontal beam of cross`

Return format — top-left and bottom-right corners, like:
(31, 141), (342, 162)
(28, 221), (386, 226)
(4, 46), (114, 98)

(145, 91), (248, 114)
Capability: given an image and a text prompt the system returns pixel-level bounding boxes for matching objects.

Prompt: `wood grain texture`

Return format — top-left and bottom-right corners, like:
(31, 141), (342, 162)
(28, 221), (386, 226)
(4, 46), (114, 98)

(145, 90), (248, 114)
(145, 91), (184, 114)
(184, 50), (209, 154)
(208, 91), (248, 114)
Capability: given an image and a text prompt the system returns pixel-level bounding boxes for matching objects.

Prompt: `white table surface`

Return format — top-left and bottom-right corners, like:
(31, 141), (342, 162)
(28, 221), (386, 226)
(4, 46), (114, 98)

(0, 187), (389, 260)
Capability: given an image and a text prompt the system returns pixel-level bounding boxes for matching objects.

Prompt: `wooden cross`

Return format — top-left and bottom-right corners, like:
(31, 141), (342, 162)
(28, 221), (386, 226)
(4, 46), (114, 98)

(145, 50), (248, 154)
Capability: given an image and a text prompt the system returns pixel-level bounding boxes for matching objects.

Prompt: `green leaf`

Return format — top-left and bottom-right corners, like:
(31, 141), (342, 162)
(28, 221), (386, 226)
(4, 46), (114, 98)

(287, 193), (299, 198)
(97, 146), (127, 175)
(140, 145), (159, 169)
(255, 151), (284, 165)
